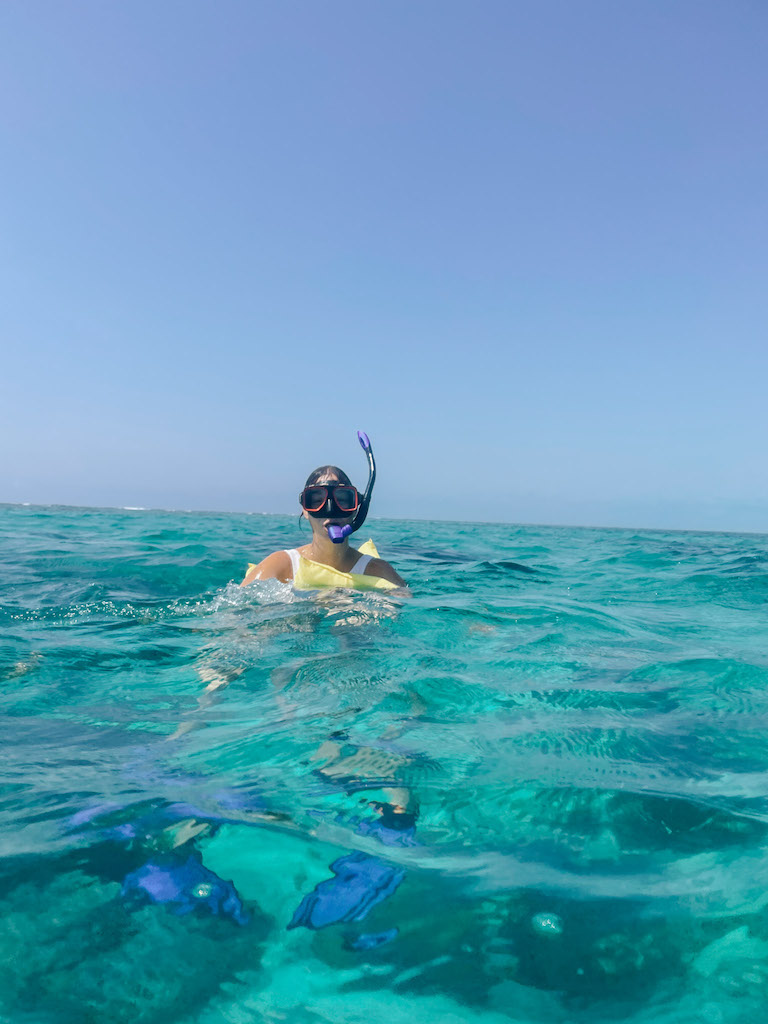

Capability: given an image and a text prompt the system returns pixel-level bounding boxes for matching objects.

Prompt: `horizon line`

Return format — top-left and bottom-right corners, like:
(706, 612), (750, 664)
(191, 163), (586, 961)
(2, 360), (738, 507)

(1, 500), (765, 540)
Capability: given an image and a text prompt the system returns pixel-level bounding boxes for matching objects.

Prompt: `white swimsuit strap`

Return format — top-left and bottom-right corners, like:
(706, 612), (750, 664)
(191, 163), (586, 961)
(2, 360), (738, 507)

(284, 549), (301, 579)
(350, 553), (372, 575)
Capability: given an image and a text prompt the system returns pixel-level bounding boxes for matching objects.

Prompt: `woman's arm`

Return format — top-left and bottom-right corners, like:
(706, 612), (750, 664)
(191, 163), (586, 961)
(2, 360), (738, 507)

(366, 557), (409, 588)
(240, 550), (292, 586)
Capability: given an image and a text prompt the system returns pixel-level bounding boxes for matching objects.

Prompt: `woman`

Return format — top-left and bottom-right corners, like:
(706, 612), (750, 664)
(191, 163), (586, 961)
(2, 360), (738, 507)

(241, 433), (407, 590)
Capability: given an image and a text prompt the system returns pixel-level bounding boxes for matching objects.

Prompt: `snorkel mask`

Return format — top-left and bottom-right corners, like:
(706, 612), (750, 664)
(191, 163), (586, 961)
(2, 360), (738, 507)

(299, 431), (376, 543)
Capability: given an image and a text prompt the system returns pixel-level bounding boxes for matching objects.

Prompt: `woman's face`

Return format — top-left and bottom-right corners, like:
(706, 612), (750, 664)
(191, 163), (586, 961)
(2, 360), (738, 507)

(302, 474), (355, 536)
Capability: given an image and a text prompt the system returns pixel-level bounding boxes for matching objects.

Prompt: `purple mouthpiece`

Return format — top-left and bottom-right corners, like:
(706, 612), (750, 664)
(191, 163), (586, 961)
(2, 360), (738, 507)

(327, 524), (352, 543)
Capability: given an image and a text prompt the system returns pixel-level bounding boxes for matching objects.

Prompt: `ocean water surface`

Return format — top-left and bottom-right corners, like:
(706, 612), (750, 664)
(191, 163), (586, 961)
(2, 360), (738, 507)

(2, 504), (768, 1023)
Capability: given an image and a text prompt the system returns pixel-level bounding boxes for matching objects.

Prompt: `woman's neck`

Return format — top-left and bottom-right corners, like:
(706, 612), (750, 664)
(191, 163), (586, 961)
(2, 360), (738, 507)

(306, 531), (355, 569)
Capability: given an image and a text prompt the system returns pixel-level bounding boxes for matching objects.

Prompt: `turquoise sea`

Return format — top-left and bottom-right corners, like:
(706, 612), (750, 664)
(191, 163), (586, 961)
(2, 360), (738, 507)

(2, 503), (768, 1024)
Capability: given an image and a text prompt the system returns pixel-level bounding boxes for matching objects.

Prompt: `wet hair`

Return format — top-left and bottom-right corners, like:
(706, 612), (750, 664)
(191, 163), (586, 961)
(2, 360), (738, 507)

(303, 465), (352, 488)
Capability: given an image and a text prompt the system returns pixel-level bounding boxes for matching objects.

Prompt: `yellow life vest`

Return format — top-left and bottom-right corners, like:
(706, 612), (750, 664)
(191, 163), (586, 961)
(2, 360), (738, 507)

(249, 539), (398, 592)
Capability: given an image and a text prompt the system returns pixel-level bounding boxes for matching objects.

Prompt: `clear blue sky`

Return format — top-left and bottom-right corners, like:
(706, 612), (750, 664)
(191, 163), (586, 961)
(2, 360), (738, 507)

(2, 1), (766, 531)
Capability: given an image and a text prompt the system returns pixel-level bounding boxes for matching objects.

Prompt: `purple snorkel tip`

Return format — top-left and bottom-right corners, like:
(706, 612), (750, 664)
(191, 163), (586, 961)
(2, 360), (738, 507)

(327, 523), (353, 543)
(358, 431), (371, 451)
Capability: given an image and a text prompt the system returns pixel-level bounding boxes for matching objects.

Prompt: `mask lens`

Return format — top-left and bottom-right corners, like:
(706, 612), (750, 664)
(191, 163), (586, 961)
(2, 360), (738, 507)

(333, 486), (358, 512)
(302, 486), (327, 511)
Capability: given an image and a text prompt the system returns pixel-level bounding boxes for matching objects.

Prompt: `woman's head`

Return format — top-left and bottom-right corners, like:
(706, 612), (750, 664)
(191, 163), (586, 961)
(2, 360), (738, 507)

(303, 465), (352, 488)
(299, 465), (359, 536)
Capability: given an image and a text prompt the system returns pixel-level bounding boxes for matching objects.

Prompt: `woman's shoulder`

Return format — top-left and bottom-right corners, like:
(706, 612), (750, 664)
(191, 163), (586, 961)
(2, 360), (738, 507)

(363, 556), (408, 588)
(240, 548), (293, 586)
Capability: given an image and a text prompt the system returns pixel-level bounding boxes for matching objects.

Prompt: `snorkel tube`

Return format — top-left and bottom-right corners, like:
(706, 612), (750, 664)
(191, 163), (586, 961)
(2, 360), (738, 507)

(327, 431), (376, 543)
